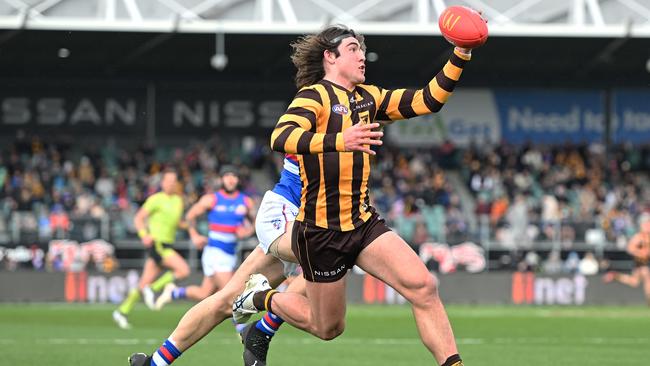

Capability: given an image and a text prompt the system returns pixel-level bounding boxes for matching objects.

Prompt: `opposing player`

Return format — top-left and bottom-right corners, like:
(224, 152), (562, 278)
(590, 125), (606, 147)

(233, 25), (476, 366)
(113, 168), (190, 329)
(603, 213), (650, 306)
(154, 166), (255, 309)
(127, 154), (305, 366)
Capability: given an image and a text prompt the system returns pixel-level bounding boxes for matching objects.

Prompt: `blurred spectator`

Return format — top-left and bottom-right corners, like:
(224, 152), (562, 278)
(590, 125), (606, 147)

(49, 204), (70, 239)
(518, 251), (540, 272)
(578, 252), (599, 275)
(564, 251), (581, 274)
(542, 250), (563, 274)
(505, 193), (530, 249)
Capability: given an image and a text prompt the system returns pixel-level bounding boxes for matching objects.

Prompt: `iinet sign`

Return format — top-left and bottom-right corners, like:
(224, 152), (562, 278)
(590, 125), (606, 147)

(511, 272), (588, 305)
(65, 270), (139, 303)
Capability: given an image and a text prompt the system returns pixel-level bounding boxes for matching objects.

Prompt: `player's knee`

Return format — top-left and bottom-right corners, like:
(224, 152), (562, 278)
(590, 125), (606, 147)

(314, 321), (345, 341)
(405, 273), (439, 304)
(175, 264), (190, 279)
(209, 293), (231, 317)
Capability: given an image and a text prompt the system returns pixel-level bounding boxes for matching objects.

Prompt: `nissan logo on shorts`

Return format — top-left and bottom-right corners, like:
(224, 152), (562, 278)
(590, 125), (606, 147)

(332, 104), (349, 115)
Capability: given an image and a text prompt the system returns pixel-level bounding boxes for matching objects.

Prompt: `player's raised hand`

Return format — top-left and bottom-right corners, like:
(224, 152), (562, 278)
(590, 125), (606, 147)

(343, 122), (383, 155)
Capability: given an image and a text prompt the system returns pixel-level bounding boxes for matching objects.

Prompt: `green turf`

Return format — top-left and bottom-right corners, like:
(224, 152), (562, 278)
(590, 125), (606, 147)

(0, 303), (648, 365)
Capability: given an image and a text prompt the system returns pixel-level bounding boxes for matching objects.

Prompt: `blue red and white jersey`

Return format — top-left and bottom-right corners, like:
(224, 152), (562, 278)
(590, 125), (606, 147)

(271, 153), (301, 208)
(207, 190), (253, 254)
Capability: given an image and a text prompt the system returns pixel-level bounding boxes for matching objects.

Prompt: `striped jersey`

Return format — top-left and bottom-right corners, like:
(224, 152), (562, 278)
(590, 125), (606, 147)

(270, 153), (301, 207)
(206, 189), (253, 254)
(270, 48), (470, 231)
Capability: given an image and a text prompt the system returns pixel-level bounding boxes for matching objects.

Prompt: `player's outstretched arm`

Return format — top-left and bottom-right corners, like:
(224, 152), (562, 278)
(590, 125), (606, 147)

(371, 47), (471, 126)
(271, 88), (382, 155)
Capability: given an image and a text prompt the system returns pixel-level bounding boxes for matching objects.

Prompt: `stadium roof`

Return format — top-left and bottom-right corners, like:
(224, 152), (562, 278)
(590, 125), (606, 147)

(0, 0), (649, 87)
(1, 0), (650, 38)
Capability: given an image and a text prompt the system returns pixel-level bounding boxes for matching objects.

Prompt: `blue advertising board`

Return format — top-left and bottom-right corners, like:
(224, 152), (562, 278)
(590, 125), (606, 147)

(612, 89), (650, 145)
(495, 90), (605, 144)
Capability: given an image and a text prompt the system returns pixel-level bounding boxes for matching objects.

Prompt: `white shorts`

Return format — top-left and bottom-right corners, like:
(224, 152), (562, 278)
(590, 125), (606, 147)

(255, 190), (300, 277)
(256, 191), (299, 253)
(201, 246), (237, 277)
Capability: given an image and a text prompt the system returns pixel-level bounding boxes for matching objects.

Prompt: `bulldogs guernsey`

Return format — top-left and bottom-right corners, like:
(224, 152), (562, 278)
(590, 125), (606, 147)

(272, 154), (301, 207)
(207, 189), (254, 254)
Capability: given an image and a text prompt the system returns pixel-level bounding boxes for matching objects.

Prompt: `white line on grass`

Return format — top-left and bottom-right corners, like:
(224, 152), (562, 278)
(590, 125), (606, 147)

(2, 337), (648, 346)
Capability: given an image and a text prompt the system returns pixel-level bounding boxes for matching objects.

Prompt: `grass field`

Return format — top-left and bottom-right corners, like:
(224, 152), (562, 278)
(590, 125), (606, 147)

(1, 303), (648, 365)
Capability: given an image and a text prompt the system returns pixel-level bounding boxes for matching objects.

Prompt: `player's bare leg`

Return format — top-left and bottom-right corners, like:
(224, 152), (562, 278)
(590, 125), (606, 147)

(639, 267), (650, 306)
(129, 247), (291, 366)
(355, 231), (461, 366)
(604, 269), (642, 287)
(113, 258), (163, 328)
(182, 270), (233, 302)
(169, 248), (286, 350)
(240, 274), (307, 366)
(259, 279), (346, 339)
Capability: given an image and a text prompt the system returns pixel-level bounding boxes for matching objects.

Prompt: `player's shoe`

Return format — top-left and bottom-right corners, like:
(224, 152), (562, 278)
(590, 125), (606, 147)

(128, 352), (151, 366)
(232, 274), (271, 324)
(112, 310), (131, 329)
(142, 286), (156, 310)
(155, 283), (176, 310)
(241, 323), (271, 366)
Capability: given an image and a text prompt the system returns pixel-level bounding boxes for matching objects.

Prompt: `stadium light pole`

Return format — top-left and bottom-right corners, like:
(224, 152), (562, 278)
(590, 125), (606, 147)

(210, 31), (228, 71)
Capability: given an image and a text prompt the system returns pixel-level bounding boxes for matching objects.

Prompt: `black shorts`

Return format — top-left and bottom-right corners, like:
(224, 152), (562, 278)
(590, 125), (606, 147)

(147, 241), (175, 266)
(291, 213), (391, 283)
(634, 257), (649, 268)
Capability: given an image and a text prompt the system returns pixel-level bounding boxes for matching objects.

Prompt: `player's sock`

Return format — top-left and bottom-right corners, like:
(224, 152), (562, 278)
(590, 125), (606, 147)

(231, 317), (247, 333)
(150, 271), (175, 292)
(150, 339), (182, 366)
(118, 288), (141, 315)
(234, 321), (247, 334)
(441, 354), (463, 366)
(255, 312), (284, 337)
(252, 289), (277, 312)
(171, 287), (187, 300)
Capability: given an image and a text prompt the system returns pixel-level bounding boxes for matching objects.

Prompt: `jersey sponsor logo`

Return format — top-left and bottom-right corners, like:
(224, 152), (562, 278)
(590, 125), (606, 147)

(235, 204), (247, 215)
(332, 104), (349, 115)
(314, 264), (346, 277)
(352, 101), (374, 111)
(214, 203), (245, 214)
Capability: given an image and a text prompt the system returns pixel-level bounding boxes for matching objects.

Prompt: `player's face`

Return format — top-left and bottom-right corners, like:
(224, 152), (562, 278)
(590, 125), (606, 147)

(334, 37), (366, 85)
(222, 173), (239, 192)
(161, 172), (178, 194)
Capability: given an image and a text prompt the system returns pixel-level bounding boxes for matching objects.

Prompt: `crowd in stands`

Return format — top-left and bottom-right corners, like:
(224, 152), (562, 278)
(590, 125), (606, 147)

(462, 142), (650, 251)
(0, 135), (263, 245)
(1, 135), (649, 273)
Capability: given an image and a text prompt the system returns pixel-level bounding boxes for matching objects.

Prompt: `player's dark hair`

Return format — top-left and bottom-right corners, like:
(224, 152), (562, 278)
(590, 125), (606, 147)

(291, 25), (365, 89)
(162, 167), (177, 176)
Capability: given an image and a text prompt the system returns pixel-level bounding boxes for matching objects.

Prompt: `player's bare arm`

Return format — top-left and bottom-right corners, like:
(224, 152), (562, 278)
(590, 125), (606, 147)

(185, 194), (213, 248)
(134, 207), (153, 247)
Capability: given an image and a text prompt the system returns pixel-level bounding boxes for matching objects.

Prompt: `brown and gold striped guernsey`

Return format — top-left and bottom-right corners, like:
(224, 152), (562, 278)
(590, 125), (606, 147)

(271, 48), (471, 231)
(636, 232), (650, 265)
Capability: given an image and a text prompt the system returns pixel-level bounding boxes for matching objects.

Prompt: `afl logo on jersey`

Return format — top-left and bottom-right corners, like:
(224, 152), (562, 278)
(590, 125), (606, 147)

(332, 104), (349, 115)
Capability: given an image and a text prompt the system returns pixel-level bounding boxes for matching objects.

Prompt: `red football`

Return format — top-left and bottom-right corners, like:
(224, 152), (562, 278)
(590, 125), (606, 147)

(438, 6), (488, 48)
